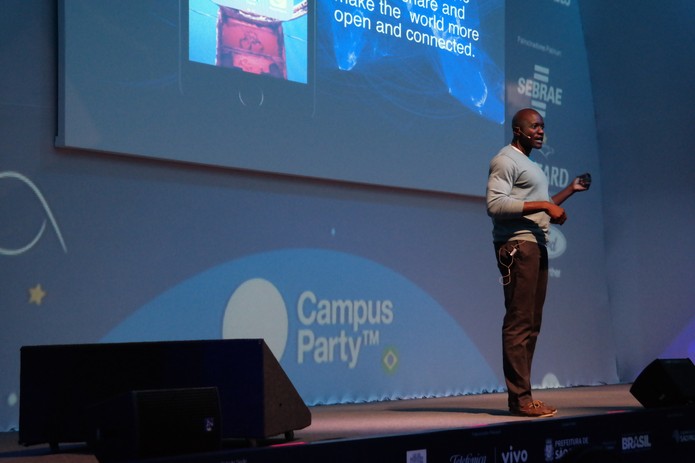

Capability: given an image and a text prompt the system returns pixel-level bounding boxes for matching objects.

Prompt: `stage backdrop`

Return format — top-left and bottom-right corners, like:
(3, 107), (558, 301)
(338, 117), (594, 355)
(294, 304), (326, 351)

(1, 0), (620, 431)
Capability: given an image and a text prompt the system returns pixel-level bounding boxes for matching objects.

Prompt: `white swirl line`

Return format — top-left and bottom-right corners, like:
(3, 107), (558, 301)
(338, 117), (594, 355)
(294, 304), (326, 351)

(0, 171), (68, 255)
(0, 221), (46, 256)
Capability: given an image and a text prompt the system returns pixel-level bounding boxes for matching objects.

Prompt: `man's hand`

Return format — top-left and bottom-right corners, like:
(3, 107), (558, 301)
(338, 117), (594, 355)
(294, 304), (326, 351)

(523, 201), (567, 224)
(552, 173), (591, 206)
(571, 174), (591, 192)
(546, 203), (567, 224)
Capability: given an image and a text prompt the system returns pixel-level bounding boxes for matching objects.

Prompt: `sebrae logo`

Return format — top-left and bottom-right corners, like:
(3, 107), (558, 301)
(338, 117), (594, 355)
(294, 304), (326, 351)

(517, 65), (563, 117)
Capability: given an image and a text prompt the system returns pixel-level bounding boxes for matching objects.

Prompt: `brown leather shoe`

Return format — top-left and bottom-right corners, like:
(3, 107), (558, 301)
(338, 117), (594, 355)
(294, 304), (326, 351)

(510, 400), (557, 418)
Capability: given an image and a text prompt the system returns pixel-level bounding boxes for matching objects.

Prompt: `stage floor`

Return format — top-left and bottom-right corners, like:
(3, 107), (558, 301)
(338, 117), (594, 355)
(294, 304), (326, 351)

(298, 383), (643, 442)
(1, 383), (651, 462)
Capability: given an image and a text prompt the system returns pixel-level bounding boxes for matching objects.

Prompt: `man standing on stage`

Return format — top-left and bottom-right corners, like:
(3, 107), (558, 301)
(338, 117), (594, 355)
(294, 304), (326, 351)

(486, 108), (590, 417)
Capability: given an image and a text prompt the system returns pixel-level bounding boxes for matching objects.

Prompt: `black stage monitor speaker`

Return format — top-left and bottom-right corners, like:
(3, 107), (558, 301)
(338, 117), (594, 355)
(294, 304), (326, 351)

(89, 387), (221, 462)
(19, 339), (311, 447)
(630, 358), (695, 408)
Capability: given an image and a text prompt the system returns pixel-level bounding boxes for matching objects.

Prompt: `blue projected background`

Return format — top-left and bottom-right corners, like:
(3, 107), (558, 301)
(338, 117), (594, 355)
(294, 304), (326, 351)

(2, 0), (692, 434)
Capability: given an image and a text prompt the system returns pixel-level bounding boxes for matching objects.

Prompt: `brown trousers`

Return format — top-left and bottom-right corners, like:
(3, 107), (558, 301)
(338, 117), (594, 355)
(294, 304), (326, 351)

(494, 240), (548, 408)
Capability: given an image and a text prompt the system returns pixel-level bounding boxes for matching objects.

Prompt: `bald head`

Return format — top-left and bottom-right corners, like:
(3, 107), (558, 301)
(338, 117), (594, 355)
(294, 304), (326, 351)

(510, 108), (545, 154)
(512, 108), (542, 131)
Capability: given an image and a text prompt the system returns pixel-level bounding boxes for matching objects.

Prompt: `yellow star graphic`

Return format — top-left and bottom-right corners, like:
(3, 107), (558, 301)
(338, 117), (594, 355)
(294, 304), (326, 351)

(28, 284), (46, 305)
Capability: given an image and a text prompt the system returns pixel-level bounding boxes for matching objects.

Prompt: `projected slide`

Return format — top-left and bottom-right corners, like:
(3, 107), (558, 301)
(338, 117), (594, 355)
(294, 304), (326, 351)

(188, 0), (309, 84)
(57, 0), (505, 195)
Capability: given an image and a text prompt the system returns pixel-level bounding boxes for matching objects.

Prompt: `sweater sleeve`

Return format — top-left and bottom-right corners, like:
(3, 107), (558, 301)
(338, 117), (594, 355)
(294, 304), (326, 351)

(486, 153), (525, 218)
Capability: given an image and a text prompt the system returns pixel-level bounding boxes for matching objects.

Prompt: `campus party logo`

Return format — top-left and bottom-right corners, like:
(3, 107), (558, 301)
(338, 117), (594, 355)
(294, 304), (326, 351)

(516, 65), (563, 117)
(223, 278), (394, 370)
(101, 248), (500, 403)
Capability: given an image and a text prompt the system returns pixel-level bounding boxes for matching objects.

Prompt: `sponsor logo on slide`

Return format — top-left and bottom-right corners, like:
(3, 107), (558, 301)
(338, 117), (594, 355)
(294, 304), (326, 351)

(516, 65), (563, 117)
(548, 225), (567, 260)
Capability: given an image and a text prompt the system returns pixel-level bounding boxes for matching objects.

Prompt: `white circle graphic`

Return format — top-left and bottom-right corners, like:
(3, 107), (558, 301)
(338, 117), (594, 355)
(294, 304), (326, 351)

(222, 278), (288, 360)
(541, 372), (561, 388)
